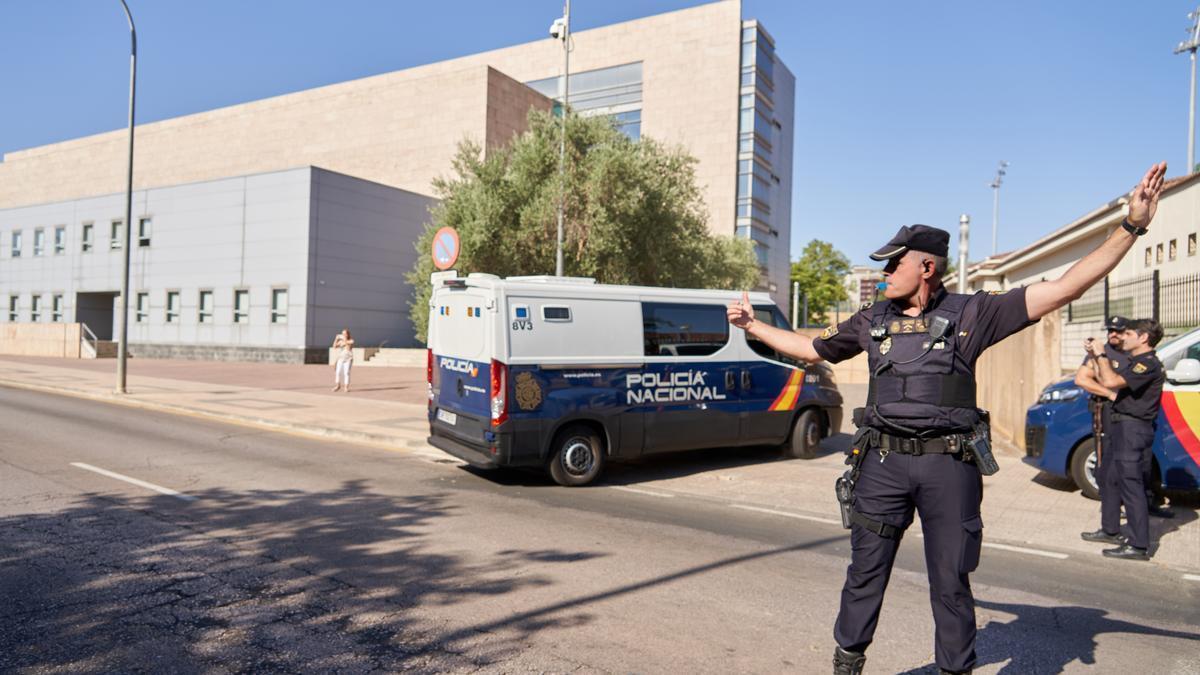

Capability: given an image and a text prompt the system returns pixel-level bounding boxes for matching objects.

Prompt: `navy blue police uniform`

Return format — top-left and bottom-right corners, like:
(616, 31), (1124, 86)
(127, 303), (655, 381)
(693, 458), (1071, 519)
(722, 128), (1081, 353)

(1083, 318), (1129, 507)
(1100, 348), (1165, 554)
(815, 225), (1035, 675)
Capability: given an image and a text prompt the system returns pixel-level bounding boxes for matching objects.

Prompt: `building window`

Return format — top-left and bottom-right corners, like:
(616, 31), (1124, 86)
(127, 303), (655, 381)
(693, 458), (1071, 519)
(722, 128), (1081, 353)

(1144, 246), (1152, 267)
(52, 294), (63, 322)
(1156, 243), (1163, 264)
(30, 295), (42, 322)
(138, 217), (152, 247)
(33, 228), (45, 256)
(8, 296), (18, 322)
(233, 289), (249, 324)
(110, 220), (123, 250)
(166, 291), (180, 323)
(136, 292), (149, 323)
(198, 290), (213, 323)
(271, 288), (288, 324)
(1168, 239), (1177, 261)
(1189, 233), (1197, 257)
(10, 230), (21, 257)
(82, 223), (94, 252)
(54, 226), (66, 254)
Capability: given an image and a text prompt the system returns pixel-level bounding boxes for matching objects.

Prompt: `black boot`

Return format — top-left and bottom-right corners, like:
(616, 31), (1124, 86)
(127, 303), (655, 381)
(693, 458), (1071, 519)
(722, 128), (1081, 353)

(833, 646), (866, 675)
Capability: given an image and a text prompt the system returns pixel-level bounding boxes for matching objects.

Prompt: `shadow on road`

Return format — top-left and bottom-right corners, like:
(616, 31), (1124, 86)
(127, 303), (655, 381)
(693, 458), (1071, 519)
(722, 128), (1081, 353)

(897, 599), (1200, 674)
(0, 481), (602, 671)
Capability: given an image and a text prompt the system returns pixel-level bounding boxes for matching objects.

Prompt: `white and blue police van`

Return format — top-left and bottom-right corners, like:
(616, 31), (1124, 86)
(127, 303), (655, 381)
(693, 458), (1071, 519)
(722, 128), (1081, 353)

(425, 272), (844, 486)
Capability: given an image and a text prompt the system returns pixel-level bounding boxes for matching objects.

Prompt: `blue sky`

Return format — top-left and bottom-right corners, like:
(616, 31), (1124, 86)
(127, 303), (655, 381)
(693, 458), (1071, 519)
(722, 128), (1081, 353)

(1, 1), (1196, 265)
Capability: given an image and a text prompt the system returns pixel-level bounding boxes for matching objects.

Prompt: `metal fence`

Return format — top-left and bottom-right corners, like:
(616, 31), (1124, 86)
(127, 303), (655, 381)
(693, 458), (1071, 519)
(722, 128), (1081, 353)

(1067, 271), (1200, 330)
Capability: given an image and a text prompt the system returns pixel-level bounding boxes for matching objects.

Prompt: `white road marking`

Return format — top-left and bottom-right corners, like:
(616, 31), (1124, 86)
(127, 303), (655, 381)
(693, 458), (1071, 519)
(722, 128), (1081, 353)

(610, 486), (675, 498)
(731, 504), (843, 526)
(982, 542), (1068, 560)
(1184, 574), (1200, 582)
(69, 462), (197, 502)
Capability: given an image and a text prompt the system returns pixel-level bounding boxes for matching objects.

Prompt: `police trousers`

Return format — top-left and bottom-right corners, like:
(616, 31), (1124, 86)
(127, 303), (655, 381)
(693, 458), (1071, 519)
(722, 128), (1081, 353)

(834, 446), (983, 673)
(1100, 418), (1155, 550)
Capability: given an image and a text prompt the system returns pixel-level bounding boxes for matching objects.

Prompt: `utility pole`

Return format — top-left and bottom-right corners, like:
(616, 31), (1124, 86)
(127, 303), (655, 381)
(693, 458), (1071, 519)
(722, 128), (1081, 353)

(989, 161), (1008, 257)
(116, 0), (137, 394)
(791, 281), (799, 329)
(550, 1), (571, 276)
(1175, 7), (1200, 173)
(958, 214), (970, 293)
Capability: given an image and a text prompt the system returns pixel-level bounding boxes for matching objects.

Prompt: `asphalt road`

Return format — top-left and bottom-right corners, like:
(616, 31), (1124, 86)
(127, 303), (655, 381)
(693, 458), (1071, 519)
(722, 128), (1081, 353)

(2, 386), (1198, 674)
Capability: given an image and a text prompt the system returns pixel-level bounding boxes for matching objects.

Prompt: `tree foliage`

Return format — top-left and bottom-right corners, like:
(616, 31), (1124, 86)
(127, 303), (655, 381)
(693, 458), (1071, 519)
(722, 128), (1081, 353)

(406, 110), (759, 341)
(790, 240), (852, 325)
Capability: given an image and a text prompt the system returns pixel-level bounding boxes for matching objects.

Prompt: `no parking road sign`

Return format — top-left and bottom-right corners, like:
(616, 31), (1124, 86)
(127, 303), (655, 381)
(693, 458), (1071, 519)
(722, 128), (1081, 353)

(432, 226), (460, 271)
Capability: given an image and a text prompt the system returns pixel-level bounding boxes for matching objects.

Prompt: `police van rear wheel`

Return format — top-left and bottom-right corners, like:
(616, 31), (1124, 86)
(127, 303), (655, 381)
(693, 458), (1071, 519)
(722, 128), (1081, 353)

(786, 409), (823, 460)
(549, 425), (605, 487)
(1070, 437), (1100, 501)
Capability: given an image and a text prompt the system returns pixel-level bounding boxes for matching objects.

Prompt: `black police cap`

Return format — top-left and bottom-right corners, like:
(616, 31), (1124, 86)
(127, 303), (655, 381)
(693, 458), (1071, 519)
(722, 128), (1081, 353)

(1105, 316), (1130, 331)
(869, 224), (950, 261)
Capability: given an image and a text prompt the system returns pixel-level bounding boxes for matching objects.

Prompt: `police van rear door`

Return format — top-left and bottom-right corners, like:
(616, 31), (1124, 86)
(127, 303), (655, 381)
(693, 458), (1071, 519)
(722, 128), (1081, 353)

(429, 283), (493, 436)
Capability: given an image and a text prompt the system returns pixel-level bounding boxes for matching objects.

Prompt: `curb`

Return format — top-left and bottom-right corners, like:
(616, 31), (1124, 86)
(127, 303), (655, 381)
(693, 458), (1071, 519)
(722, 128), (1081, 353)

(0, 377), (431, 453)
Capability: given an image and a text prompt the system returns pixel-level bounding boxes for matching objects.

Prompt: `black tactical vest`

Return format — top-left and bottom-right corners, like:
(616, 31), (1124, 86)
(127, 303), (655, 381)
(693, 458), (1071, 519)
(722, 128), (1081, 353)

(863, 292), (980, 434)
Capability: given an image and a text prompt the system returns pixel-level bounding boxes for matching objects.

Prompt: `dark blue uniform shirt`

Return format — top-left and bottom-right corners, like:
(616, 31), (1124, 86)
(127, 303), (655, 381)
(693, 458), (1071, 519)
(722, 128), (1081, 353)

(1112, 350), (1165, 421)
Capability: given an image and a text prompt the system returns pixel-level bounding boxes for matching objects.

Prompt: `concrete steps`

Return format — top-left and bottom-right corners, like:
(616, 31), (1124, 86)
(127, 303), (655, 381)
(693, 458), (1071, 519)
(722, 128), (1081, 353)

(327, 347), (426, 368)
(81, 340), (117, 359)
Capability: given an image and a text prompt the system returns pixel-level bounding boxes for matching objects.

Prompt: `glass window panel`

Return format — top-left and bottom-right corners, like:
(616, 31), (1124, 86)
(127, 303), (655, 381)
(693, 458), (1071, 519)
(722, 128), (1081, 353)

(271, 288), (288, 324)
(54, 227), (66, 254)
(52, 295), (63, 322)
(82, 224), (93, 252)
(111, 221), (123, 250)
(166, 291), (180, 323)
(742, 27), (756, 42)
(199, 290), (213, 323)
(740, 70), (754, 87)
(33, 229), (44, 256)
(741, 41), (754, 65)
(641, 302), (729, 357)
(234, 290), (249, 324)
(11, 231), (21, 257)
(136, 293), (148, 323)
(8, 296), (17, 322)
(31, 296), (41, 322)
(138, 217), (151, 247)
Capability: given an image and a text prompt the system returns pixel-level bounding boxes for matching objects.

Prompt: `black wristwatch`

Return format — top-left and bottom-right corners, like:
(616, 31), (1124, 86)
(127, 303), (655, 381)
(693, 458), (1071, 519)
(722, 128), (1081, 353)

(1121, 219), (1148, 236)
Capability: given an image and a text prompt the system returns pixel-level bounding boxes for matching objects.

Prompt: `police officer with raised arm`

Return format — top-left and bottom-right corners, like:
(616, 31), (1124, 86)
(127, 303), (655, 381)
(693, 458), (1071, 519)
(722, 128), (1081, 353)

(727, 162), (1166, 675)
(1086, 318), (1167, 560)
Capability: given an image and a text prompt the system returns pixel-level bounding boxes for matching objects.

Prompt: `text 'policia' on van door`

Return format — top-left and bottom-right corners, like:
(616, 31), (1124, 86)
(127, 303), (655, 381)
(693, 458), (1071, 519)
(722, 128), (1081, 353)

(428, 284), (494, 447)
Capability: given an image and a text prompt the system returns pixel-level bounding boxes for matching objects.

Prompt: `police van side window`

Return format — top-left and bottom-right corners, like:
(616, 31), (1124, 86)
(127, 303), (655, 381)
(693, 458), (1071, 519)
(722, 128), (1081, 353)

(642, 303), (728, 357)
(748, 306), (799, 365)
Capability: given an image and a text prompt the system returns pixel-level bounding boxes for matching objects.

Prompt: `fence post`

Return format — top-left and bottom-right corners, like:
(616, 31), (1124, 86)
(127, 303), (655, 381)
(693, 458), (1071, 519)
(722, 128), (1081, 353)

(1102, 276), (1109, 321)
(1152, 270), (1160, 322)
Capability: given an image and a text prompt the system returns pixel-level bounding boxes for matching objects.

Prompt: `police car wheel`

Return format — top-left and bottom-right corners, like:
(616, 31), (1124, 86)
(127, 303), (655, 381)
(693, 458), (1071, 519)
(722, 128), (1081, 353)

(549, 425), (605, 487)
(1069, 437), (1100, 501)
(785, 409), (823, 460)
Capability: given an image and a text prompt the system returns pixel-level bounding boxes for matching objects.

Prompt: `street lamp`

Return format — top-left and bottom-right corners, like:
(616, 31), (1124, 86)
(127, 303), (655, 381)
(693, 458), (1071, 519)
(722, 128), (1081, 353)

(1175, 7), (1200, 173)
(989, 161), (1008, 257)
(116, 0), (137, 394)
(550, 1), (571, 276)
(958, 214), (970, 292)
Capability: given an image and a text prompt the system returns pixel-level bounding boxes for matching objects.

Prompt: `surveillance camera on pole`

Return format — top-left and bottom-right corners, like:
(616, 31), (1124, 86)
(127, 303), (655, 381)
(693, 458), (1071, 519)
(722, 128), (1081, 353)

(989, 161), (1009, 257)
(1174, 6), (1200, 173)
(549, 17), (566, 39)
(551, 3), (570, 277)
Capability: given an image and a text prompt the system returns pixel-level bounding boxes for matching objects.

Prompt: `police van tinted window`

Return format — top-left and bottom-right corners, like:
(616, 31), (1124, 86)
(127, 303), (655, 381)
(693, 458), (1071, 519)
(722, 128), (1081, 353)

(642, 303), (729, 357)
(749, 306), (799, 365)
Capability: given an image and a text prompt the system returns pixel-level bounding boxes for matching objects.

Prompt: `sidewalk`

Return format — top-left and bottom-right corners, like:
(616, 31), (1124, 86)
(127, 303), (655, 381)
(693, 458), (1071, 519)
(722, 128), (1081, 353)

(2, 355), (1196, 573)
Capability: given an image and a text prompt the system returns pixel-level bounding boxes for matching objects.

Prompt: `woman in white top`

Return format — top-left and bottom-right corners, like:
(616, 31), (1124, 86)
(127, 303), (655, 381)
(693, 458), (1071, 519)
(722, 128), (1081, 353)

(332, 329), (354, 392)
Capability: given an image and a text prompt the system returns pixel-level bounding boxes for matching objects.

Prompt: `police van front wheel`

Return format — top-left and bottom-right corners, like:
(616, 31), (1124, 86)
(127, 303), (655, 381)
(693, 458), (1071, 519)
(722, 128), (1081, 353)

(785, 409), (823, 460)
(1070, 437), (1100, 501)
(549, 425), (606, 487)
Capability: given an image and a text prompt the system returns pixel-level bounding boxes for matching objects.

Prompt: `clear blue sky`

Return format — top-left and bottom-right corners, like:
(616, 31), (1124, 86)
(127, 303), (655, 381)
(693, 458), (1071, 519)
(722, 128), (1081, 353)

(1, 1), (1196, 266)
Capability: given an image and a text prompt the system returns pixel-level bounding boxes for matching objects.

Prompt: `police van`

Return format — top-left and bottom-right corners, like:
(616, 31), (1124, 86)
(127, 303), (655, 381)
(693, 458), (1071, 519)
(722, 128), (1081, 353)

(425, 272), (844, 486)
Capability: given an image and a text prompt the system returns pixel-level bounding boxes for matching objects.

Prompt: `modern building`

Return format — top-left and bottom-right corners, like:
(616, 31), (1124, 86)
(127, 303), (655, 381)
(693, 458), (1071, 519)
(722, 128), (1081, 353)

(0, 0), (795, 360)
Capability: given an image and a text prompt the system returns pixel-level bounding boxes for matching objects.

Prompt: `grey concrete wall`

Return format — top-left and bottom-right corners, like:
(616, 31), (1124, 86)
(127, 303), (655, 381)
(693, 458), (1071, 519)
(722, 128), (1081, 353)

(306, 169), (437, 349)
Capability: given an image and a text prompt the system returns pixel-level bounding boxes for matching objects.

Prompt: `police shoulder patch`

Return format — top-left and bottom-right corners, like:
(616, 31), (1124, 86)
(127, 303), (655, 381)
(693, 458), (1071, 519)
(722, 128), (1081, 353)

(820, 326), (838, 340)
(1132, 362), (1148, 374)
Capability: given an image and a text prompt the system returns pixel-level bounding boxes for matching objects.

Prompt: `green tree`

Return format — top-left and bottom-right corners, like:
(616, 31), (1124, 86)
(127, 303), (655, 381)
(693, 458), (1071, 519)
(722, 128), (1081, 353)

(406, 110), (759, 341)
(790, 240), (852, 326)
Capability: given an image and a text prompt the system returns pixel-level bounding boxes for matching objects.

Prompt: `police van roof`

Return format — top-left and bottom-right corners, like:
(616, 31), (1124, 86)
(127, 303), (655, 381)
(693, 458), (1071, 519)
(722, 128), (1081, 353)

(437, 272), (775, 304)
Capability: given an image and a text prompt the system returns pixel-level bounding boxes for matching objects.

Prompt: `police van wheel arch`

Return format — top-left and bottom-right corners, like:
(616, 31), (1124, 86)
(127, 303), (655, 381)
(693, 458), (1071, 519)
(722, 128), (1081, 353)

(785, 408), (824, 460)
(548, 424), (606, 487)
(1068, 437), (1100, 501)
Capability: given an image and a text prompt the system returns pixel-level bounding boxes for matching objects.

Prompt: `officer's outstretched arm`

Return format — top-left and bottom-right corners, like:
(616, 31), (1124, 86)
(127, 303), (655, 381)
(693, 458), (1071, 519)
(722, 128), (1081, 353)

(726, 292), (823, 363)
(1024, 162), (1167, 321)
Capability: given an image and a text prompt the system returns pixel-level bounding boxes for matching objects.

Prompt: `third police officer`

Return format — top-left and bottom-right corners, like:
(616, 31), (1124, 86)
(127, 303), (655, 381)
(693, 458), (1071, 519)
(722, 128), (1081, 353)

(726, 162), (1166, 674)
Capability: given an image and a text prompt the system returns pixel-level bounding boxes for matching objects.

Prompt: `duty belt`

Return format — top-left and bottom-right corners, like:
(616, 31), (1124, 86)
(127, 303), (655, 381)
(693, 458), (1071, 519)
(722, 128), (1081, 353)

(874, 430), (969, 456)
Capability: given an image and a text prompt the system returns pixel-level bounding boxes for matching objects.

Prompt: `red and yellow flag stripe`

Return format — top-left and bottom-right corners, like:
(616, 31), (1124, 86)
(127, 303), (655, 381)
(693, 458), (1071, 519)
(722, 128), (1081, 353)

(1162, 391), (1200, 467)
(769, 369), (804, 412)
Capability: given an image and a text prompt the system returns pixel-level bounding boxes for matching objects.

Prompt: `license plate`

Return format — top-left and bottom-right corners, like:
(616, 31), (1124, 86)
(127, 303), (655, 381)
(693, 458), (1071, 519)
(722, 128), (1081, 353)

(437, 409), (457, 425)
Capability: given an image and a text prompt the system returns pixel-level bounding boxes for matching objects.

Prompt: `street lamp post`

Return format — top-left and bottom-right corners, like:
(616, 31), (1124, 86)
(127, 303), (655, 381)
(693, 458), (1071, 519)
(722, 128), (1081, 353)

(958, 214), (970, 293)
(989, 161), (1008, 257)
(550, 1), (571, 276)
(116, 0), (137, 394)
(1175, 7), (1200, 173)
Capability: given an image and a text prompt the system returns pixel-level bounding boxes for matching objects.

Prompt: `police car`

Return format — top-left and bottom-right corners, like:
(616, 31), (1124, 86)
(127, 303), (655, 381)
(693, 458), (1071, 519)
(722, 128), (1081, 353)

(425, 272), (844, 486)
(1025, 325), (1200, 499)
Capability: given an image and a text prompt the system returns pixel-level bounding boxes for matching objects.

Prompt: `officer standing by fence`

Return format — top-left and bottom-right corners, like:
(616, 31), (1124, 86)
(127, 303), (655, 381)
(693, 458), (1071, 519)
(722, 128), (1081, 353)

(1086, 318), (1167, 560)
(727, 162), (1165, 674)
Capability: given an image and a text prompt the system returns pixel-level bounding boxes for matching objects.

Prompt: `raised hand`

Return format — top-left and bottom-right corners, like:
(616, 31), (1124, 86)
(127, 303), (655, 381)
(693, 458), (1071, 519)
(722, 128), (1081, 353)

(726, 291), (754, 329)
(1127, 162), (1167, 229)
